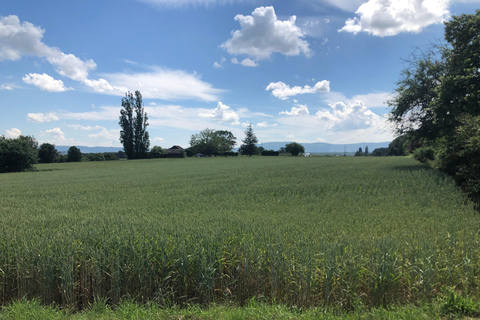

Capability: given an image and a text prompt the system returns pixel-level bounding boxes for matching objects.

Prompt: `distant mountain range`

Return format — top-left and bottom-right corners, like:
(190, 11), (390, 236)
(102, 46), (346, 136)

(56, 146), (123, 154)
(56, 141), (391, 155)
(260, 141), (391, 154)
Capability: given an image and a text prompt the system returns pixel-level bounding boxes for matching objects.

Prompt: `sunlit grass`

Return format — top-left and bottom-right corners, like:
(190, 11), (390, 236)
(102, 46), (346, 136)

(0, 156), (479, 311)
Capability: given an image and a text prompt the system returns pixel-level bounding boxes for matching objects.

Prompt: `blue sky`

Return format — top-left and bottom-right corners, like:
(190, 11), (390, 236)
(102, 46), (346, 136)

(1, 0), (479, 148)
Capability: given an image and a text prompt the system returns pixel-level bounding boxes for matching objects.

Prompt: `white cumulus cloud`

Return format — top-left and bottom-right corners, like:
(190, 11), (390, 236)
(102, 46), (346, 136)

(266, 80), (330, 100)
(27, 112), (59, 123)
(222, 6), (311, 61)
(22, 73), (72, 92)
(199, 101), (240, 125)
(339, 0), (451, 37)
(5, 128), (21, 138)
(0, 15), (123, 92)
(280, 104), (310, 116)
(43, 127), (66, 141)
(316, 100), (383, 131)
(0, 84), (13, 90)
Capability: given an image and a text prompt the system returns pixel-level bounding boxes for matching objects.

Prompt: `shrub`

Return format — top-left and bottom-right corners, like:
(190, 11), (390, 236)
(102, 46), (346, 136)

(88, 153), (106, 161)
(414, 147), (435, 163)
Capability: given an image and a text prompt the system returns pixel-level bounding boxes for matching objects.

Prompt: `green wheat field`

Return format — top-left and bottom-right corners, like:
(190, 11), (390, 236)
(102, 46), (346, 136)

(0, 156), (479, 311)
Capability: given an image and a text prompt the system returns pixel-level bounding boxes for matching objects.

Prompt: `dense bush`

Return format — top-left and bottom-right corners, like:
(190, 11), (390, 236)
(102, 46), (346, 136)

(88, 153), (106, 161)
(150, 146), (167, 158)
(414, 147), (435, 163)
(0, 135), (38, 173)
(436, 115), (480, 202)
(261, 150), (279, 156)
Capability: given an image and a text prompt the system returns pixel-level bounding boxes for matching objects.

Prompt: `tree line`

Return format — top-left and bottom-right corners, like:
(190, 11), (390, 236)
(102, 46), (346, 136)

(388, 10), (480, 202)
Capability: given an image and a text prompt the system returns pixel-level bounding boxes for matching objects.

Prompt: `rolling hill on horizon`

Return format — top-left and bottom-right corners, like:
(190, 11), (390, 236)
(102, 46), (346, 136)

(56, 141), (391, 154)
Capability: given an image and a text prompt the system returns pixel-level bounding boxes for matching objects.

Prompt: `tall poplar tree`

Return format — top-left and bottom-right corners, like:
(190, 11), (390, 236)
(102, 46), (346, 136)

(119, 91), (150, 159)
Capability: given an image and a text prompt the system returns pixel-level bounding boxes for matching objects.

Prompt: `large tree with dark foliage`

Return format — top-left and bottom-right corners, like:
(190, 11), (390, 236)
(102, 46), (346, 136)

(285, 142), (305, 156)
(0, 135), (38, 173)
(189, 128), (236, 155)
(119, 91), (150, 159)
(389, 10), (480, 201)
(67, 146), (82, 162)
(239, 124), (258, 156)
(38, 143), (58, 163)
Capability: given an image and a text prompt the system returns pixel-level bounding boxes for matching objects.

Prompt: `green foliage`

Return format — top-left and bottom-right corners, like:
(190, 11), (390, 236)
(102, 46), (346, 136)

(103, 153), (119, 161)
(388, 11), (480, 204)
(87, 153), (106, 161)
(285, 142), (305, 156)
(261, 150), (279, 156)
(0, 157), (479, 310)
(37, 143), (58, 163)
(150, 146), (167, 158)
(239, 124), (258, 156)
(388, 136), (407, 156)
(0, 135), (38, 173)
(439, 287), (480, 317)
(370, 147), (389, 157)
(67, 146), (82, 162)
(189, 129), (236, 155)
(119, 91), (150, 159)
(436, 115), (480, 202)
(413, 147), (435, 164)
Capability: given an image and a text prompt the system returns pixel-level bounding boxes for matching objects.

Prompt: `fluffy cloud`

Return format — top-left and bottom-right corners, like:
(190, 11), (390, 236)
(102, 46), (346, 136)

(27, 112), (59, 123)
(222, 6), (311, 61)
(231, 57), (258, 67)
(199, 101), (240, 125)
(280, 104), (310, 116)
(0, 84), (13, 90)
(339, 0), (450, 37)
(316, 100), (383, 131)
(266, 80), (330, 100)
(22, 73), (72, 92)
(5, 128), (21, 138)
(43, 127), (66, 141)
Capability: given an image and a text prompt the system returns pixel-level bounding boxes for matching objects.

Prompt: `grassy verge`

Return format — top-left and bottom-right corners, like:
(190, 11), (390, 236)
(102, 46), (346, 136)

(0, 299), (443, 320)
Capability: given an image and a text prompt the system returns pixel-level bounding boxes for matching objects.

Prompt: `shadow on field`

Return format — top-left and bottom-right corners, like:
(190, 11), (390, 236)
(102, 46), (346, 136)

(388, 164), (432, 172)
(35, 168), (65, 172)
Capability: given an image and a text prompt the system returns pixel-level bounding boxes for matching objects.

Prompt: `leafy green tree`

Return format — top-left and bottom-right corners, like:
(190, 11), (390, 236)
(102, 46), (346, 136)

(239, 124), (258, 156)
(0, 135), (38, 173)
(189, 128), (236, 155)
(67, 146), (82, 162)
(389, 11), (480, 201)
(388, 47), (446, 142)
(150, 146), (167, 158)
(119, 91), (150, 159)
(38, 143), (58, 163)
(285, 142), (305, 156)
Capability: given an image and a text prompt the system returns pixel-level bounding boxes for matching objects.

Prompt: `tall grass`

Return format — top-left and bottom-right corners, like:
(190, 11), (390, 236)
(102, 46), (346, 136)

(0, 157), (479, 310)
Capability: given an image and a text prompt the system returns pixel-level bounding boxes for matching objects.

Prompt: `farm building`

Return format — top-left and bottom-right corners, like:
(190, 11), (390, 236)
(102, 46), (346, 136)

(167, 145), (186, 158)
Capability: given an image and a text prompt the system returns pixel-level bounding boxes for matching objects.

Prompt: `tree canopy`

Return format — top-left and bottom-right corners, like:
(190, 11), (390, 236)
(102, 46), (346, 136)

(38, 143), (58, 163)
(285, 142), (305, 156)
(0, 135), (38, 173)
(119, 91), (150, 159)
(388, 10), (480, 201)
(189, 129), (236, 155)
(67, 146), (83, 162)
